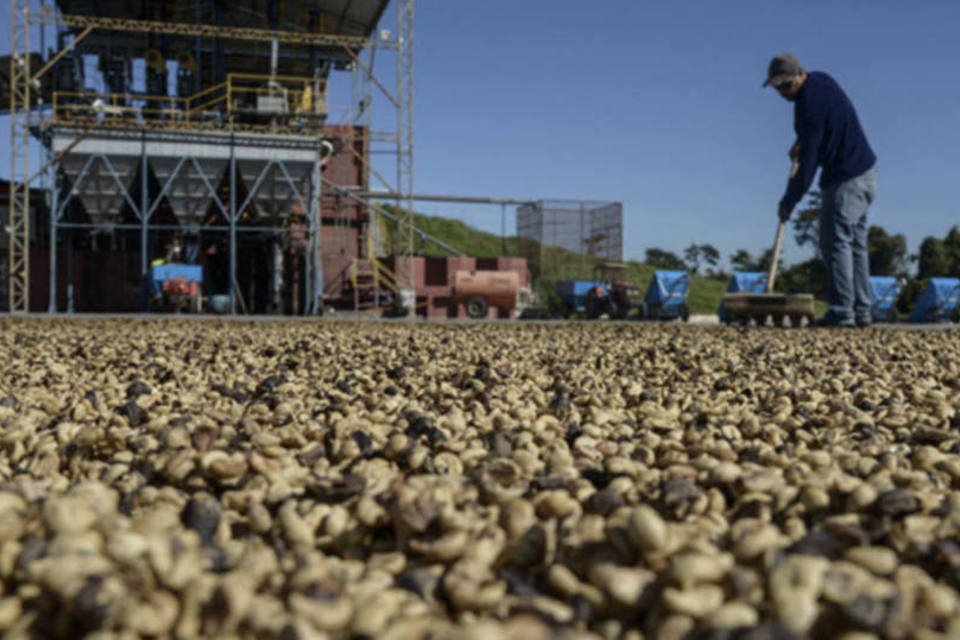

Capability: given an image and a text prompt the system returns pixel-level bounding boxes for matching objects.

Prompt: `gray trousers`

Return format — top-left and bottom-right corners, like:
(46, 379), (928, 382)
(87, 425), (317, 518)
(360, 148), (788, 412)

(820, 166), (878, 323)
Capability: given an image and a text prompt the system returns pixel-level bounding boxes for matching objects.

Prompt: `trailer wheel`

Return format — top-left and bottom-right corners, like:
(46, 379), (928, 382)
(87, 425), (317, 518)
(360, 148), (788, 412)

(465, 295), (488, 319)
(885, 308), (899, 323)
(635, 302), (648, 321)
(680, 303), (690, 323)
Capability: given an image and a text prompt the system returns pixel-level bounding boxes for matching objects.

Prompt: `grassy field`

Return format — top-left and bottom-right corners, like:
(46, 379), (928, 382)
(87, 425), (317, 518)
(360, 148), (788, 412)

(380, 208), (822, 316)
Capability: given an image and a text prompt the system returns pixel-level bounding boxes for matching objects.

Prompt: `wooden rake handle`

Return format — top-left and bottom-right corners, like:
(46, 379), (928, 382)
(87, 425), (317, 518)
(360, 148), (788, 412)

(768, 160), (801, 292)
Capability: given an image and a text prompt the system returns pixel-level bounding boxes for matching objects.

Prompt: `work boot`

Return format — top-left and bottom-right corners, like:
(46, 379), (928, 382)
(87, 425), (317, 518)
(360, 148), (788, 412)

(814, 313), (855, 328)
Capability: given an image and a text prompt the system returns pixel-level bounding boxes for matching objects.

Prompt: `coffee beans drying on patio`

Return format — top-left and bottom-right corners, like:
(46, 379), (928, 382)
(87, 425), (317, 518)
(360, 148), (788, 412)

(0, 318), (958, 639)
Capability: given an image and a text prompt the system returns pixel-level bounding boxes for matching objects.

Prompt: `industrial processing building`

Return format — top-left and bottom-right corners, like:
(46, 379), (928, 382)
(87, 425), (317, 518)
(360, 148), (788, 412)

(4, 1), (622, 317)
(3, 0), (413, 314)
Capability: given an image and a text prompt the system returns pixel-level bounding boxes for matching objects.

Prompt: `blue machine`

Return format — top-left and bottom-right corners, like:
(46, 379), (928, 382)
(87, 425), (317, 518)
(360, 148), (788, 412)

(555, 280), (606, 316)
(717, 272), (767, 322)
(909, 277), (960, 323)
(869, 276), (902, 323)
(149, 263), (203, 296)
(645, 270), (690, 320)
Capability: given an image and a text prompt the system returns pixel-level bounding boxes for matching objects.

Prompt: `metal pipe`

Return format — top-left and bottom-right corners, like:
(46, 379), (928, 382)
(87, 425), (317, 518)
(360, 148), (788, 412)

(140, 130), (148, 311)
(321, 177), (463, 257)
(501, 202), (506, 256)
(193, 0), (201, 95)
(66, 230), (74, 313)
(311, 141), (323, 314)
(55, 223), (307, 232)
(357, 191), (535, 206)
(270, 39), (278, 80)
(48, 168), (59, 312)
(229, 134), (237, 315)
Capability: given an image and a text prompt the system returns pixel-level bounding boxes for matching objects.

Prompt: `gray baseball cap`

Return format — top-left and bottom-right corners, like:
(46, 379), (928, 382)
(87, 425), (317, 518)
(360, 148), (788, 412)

(763, 53), (803, 87)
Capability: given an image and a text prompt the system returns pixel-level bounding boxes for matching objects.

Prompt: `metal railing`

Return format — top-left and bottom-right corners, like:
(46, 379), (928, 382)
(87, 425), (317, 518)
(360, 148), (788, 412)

(50, 73), (327, 132)
(347, 210), (400, 310)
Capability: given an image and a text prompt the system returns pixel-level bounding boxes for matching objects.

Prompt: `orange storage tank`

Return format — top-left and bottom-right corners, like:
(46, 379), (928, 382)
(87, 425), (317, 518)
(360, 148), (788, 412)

(452, 270), (520, 318)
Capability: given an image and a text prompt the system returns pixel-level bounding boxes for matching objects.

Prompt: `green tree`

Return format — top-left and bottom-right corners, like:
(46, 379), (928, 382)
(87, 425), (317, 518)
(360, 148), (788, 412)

(756, 248), (783, 277)
(792, 192), (822, 256)
(943, 226), (960, 274)
(730, 249), (758, 272)
(917, 236), (950, 279)
(778, 258), (826, 296)
(683, 243), (720, 275)
(684, 244), (702, 274)
(728, 248), (780, 274)
(700, 244), (720, 270)
(867, 226), (908, 276)
(645, 248), (686, 270)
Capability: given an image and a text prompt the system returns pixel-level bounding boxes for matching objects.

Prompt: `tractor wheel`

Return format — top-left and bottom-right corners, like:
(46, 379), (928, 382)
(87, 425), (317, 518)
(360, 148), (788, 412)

(585, 290), (604, 320)
(610, 299), (627, 320)
(680, 303), (690, 323)
(465, 296), (489, 319)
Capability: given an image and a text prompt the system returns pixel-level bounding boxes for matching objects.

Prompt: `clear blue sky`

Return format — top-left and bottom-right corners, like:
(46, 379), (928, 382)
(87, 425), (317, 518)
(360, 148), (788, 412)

(4, 1), (959, 268)
(400, 0), (960, 266)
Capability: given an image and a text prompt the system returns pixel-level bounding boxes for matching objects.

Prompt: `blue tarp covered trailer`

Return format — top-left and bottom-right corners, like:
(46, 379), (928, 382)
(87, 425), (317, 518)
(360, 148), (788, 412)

(717, 271), (767, 322)
(645, 270), (690, 320)
(909, 277), (960, 323)
(868, 276), (903, 323)
(150, 264), (203, 296)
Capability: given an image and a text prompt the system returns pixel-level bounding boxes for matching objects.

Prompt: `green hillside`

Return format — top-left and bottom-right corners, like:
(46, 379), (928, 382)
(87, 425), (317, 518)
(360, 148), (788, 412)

(378, 207), (745, 316)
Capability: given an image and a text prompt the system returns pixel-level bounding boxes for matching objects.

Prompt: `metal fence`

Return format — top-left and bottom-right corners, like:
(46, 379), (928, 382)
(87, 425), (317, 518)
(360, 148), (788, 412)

(516, 200), (623, 278)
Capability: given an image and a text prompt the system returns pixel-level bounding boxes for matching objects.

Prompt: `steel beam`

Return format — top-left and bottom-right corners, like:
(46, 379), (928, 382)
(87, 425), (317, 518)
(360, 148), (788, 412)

(33, 8), (378, 49)
(31, 27), (91, 81)
(229, 136), (237, 315)
(311, 143), (323, 315)
(396, 0), (414, 287)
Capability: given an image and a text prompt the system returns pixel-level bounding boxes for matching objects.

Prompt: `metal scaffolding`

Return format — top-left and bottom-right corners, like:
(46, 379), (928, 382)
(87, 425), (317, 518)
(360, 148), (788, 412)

(517, 200), (624, 279)
(6, 0), (415, 314)
(7, 0), (31, 313)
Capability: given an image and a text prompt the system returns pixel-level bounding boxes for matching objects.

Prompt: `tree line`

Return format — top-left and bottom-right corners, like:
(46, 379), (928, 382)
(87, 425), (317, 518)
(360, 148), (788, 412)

(644, 192), (960, 312)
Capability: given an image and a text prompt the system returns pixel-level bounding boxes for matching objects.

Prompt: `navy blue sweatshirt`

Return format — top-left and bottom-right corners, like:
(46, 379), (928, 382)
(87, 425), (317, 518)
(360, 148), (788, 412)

(780, 71), (876, 214)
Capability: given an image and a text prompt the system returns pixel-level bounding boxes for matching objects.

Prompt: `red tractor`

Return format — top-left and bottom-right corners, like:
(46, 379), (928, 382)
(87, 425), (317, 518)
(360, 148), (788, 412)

(584, 262), (646, 320)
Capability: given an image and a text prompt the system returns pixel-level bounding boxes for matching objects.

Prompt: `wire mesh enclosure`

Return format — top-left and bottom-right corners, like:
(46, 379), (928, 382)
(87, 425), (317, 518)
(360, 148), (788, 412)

(516, 200), (623, 278)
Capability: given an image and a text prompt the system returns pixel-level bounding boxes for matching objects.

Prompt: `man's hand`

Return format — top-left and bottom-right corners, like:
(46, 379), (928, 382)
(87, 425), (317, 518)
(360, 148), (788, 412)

(788, 141), (800, 160)
(778, 205), (791, 223)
